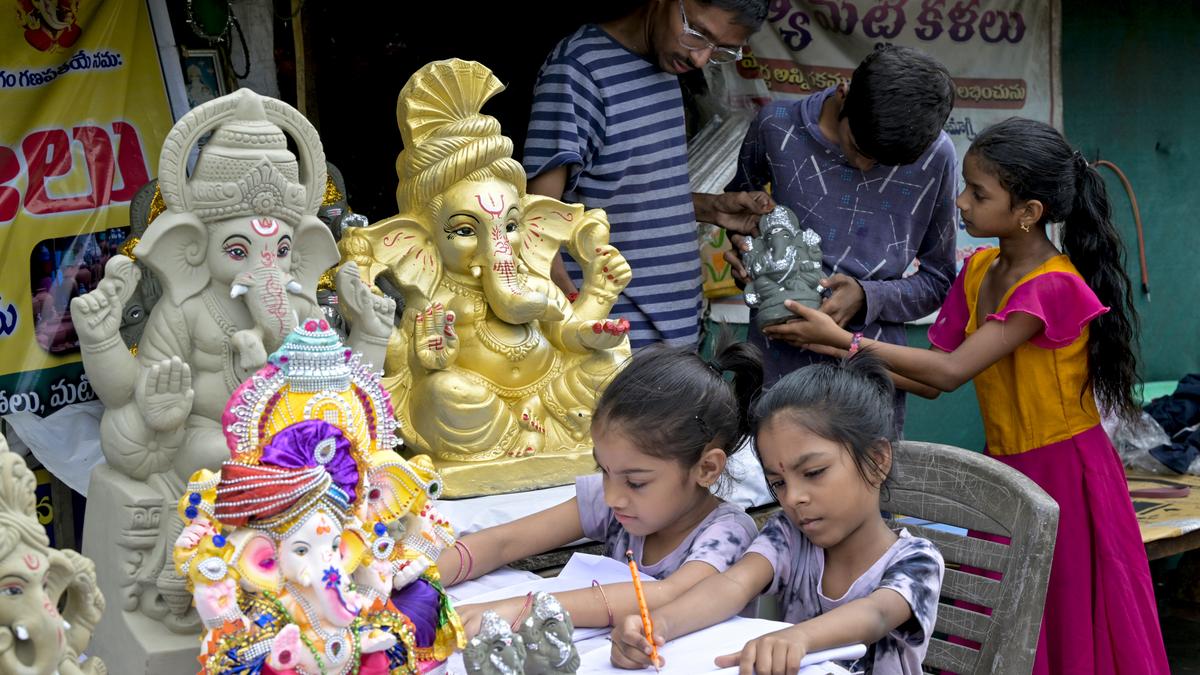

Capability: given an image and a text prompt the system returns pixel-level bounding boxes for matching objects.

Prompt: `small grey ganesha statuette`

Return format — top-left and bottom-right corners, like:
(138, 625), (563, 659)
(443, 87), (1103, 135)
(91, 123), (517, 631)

(464, 610), (527, 675)
(518, 592), (580, 674)
(742, 205), (824, 330)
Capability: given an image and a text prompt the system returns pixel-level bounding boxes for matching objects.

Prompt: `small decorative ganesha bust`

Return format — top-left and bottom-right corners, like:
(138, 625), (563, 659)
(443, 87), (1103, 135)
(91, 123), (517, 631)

(462, 611), (525, 675)
(0, 437), (105, 675)
(742, 205), (824, 329)
(172, 321), (463, 674)
(339, 59), (633, 497)
(516, 593), (578, 675)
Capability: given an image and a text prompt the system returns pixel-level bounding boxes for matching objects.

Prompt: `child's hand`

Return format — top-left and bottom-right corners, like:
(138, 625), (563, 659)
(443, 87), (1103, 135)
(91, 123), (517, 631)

(610, 613), (667, 670)
(714, 624), (811, 675)
(761, 300), (849, 349)
(457, 598), (518, 638)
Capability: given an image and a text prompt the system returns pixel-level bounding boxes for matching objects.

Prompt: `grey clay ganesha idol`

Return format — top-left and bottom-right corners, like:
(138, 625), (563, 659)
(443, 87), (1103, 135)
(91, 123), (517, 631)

(517, 593), (579, 675)
(742, 205), (824, 330)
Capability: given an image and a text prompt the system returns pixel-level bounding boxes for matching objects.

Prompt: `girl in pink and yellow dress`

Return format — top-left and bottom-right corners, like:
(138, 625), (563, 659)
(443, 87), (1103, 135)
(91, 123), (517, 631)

(767, 117), (1168, 674)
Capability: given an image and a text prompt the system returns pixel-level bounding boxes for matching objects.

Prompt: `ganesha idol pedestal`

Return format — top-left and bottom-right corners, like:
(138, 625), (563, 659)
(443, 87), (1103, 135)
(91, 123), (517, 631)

(83, 466), (212, 673)
(72, 88), (397, 673)
(339, 59), (632, 497)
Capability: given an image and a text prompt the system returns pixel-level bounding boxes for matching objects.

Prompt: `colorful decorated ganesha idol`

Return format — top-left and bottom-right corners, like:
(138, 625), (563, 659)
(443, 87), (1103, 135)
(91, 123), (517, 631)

(172, 321), (463, 674)
(338, 59), (632, 497)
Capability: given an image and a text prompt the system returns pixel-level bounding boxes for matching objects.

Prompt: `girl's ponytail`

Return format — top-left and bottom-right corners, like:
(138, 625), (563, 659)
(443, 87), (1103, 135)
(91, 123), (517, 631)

(709, 335), (766, 451)
(1063, 155), (1140, 418)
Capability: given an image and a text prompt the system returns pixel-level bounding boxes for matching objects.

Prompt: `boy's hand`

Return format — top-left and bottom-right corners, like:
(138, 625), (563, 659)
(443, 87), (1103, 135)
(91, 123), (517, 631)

(610, 613), (667, 670)
(819, 274), (866, 326)
(714, 624), (812, 675)
(701, 191), (775, 235)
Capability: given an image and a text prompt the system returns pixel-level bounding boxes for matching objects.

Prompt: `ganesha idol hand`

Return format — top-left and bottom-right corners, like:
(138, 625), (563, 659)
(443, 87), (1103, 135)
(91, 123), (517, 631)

(580, 244), (632, 305)
(576, 318), (630, 351)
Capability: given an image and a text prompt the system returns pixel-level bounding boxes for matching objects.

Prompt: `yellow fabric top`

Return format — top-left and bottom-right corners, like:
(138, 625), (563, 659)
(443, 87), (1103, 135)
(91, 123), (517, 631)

(958, 248), (1105, 456)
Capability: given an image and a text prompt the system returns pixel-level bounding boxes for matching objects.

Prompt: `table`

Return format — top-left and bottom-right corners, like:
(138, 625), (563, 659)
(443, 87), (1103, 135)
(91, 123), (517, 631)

(1128, 470), (1200, 560)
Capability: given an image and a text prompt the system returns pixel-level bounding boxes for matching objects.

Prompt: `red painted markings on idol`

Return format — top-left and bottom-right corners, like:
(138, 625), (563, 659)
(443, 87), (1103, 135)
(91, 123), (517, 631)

(475, 192), (505, 218)
(252, 217), (280, 237)
(22, 553), (41, 571)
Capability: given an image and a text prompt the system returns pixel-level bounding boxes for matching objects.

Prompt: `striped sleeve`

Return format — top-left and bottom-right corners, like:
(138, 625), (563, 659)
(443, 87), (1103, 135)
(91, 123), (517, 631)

(523, 54), (605, 191)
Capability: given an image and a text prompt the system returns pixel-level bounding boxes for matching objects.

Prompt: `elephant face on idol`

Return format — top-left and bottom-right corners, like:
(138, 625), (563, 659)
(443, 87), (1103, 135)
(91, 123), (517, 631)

(0, 440), (104, 675)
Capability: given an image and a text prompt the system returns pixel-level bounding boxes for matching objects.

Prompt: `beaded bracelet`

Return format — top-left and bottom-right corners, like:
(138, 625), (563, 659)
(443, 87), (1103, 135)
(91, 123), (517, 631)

(592, 580), (614, 628)
(848, 331), (864, 356)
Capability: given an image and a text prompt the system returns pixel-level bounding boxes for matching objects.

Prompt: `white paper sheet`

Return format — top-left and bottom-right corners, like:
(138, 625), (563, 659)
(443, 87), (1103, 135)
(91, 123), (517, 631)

(576, 617), (862, 674)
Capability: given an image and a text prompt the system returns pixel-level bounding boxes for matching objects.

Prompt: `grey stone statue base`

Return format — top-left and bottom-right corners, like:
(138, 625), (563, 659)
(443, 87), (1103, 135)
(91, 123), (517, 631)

(82, 464), (200, 674)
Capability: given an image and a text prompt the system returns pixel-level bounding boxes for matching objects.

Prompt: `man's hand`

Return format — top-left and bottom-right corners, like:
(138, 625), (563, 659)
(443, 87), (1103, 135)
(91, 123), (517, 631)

(819, 274), (866, 327)
(695, 191), (775, 235)
(724, 233), (751, 287)
(714, 624), (812, 675)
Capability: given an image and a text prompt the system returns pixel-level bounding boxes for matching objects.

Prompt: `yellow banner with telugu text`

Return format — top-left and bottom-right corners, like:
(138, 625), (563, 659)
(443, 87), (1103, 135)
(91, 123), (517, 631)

(0, 0), (173, 416)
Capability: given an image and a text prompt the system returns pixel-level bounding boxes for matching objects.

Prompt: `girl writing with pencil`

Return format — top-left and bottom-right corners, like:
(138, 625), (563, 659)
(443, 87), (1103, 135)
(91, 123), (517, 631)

(437, 338), (764, 636)
(612, 355), (944, 675)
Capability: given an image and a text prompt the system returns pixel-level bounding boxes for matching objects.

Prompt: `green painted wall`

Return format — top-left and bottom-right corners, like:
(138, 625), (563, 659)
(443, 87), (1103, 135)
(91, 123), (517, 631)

(903, 1), (1200, 449)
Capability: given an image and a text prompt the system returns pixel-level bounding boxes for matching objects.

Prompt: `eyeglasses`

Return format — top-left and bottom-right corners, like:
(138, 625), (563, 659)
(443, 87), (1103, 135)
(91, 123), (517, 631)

(678, 0), (743, 64)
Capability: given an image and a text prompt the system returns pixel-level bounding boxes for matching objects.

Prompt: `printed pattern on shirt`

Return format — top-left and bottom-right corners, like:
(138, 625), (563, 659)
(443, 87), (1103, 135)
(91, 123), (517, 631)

(575, 474), (757, 579)
(746, 512), (944, 675)
(728, 90), (958, 384)
(524, 25), (702, 347)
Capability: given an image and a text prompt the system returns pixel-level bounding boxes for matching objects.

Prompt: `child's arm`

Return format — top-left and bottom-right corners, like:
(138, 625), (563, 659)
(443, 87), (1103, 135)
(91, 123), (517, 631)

(435, 498), (584, 586)
(458, 557), (725, 637)
(764, 300), (1043, 392)
(791, 341), (943, 399)
(610, 553), (775, 669)
(713, 587), (914, 674)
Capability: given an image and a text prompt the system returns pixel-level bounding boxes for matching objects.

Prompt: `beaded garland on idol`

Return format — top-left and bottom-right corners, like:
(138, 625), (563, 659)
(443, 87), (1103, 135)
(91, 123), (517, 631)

(171, 319), (465, 674)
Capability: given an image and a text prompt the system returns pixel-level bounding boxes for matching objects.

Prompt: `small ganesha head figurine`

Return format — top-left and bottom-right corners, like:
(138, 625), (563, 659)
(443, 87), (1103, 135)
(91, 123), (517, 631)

(0, 437), (105, 675)
(742, 205), (824, 329)
(463, 610), (526, 675)
(517, 593), (579, 675)
(172, 320), (464, 674)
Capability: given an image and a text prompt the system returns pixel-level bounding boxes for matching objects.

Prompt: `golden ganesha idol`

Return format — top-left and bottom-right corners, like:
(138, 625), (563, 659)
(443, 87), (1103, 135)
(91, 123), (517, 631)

(339, 59), (632, 497)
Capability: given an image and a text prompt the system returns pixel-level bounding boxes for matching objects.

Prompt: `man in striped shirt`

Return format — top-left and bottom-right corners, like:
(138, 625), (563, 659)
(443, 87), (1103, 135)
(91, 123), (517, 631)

(523, 0), (768, 347)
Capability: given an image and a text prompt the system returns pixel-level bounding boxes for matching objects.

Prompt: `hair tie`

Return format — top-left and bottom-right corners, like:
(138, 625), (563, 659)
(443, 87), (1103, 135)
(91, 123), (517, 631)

(1072, 150), (1089, 171)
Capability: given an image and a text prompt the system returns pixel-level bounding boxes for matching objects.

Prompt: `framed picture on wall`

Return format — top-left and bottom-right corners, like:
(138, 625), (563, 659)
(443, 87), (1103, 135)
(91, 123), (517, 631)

(181, 48), (226, 109)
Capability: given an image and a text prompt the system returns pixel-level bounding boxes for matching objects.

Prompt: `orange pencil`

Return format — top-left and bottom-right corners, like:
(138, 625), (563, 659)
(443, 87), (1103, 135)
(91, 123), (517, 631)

(626, 549), (661, 672)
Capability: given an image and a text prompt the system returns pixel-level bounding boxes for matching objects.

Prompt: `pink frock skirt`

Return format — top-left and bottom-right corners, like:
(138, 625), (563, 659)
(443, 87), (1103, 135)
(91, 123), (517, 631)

(985, 425), (1168, 674)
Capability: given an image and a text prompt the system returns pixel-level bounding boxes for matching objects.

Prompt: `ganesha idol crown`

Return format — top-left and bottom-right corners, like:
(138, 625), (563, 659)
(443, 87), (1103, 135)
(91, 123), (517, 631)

(222, 318), (397, 471)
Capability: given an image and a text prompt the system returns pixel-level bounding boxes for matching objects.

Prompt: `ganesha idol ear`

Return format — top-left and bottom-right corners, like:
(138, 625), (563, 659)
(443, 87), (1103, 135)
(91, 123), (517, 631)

(132, 211), (209, 305)
(339, 214), (441, 308)
(289, 215), (339, 305)
(231, 530), (281, 595)
(340, 526), (368, 574)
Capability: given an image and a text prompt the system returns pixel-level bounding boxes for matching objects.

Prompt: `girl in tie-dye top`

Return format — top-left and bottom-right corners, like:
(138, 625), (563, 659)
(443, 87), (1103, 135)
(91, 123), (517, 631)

(438, 338), (763, 637)
(612, 354), (943, 675)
